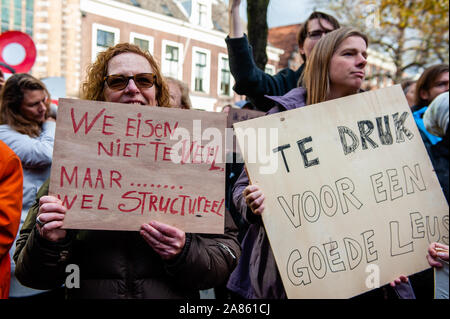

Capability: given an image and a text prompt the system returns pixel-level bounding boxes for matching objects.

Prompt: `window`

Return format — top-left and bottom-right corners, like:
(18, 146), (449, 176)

(130, 32), (154, 54)
(194, 52), (207, 92)
(166, 45), (179, 78)
(162, 40), (183, 80)
(1, 0), (10, 33)
(219, 55), (231, 96)
(198, 3), (207, 26)
(25, 0), (33, 36)
(13, 0), (21, 30)
(97, 30), (114, 48)
(92, 24), (119, 62)
(191, 47), (210, 94)
(134, 38), (149, 52)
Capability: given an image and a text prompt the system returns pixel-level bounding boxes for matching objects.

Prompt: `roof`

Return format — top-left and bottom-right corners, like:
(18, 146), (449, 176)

(114, 0), (229, 33)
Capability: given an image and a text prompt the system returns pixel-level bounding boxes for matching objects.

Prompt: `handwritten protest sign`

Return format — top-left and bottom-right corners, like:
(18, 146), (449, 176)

(49, 99), (226, 234)
(226, 107), (265, 129)
(234, 85), (449, 298)
(226, 108), (265, 162)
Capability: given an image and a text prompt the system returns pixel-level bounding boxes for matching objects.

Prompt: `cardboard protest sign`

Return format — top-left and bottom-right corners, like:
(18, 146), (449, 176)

(234, 85), (449, 299)
(226, 108), (265, 162)
(49, 99), (226, 233)
(226, 107), (265, 129)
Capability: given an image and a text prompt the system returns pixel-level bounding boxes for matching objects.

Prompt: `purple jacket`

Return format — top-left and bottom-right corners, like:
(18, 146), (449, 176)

(226, 88), (307, 299)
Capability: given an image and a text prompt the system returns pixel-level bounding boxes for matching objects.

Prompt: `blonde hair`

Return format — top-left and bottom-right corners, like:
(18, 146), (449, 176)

(0, 73), (51, 137)
(301, 27), (368, 105)
(82, 43), (170, 107)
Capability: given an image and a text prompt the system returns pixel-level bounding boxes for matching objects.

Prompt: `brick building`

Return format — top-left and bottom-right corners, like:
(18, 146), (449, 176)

(1, 0), (284, 111)
(268, 23), (396, 90)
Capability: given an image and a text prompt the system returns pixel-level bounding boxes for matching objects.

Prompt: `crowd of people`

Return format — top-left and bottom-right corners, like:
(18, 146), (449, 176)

(0, 3), (448, 300)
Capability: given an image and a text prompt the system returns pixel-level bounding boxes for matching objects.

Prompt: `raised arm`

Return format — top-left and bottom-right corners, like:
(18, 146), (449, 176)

(229, 0), (244, 38)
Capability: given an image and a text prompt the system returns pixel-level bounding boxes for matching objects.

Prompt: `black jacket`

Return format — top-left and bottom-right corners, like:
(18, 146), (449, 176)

(14, 180), (241, 299)
(226, 34), (304, 112)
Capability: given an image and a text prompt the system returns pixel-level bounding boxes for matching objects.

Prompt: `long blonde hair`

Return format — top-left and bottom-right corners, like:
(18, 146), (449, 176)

(301, 27), (368, 105)
(82, 43), (170, 107)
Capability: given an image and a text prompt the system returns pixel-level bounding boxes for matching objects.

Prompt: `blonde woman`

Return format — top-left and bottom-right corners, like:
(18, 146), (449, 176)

(227, 27), (369, 299)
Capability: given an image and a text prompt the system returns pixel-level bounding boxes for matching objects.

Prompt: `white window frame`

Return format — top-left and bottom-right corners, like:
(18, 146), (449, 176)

(91, 23), (120, 62)
(217, 53), (234, 97)
(130, 32), (154, 55)
(162, 39), (183, 80)
(191, 46), (211, 94)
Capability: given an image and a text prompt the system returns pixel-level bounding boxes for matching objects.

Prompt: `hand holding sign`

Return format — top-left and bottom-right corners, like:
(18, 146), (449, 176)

(243, 184), (266, 216)
(140, 221), (186, 260)
(36, 195), (67, 242)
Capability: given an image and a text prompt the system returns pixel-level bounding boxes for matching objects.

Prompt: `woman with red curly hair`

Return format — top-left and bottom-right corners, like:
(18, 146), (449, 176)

(13, 43), (240, 299)
(81, 42), (170, 106)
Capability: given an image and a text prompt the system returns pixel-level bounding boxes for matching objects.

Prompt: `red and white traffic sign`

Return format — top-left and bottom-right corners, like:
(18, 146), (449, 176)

(0, 31), (36, 74)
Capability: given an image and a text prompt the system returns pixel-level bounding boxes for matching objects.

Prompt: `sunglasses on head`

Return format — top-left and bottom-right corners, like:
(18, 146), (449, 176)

(104, 73), (156, 91)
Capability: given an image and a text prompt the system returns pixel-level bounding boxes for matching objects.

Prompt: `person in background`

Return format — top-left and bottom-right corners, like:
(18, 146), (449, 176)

(412, 64), (449, 149)
(166, 77), (192, 109)
(423, 91), (449, 202)
(0, 74), (58, 299)
(227, 27), (374, 299)
(0, 140), (22, 299)
(391, 67), (449, 299)
(227, 0), (340, 111)
(14, 43), (240, 299)
(401, 79), (416, 108)
(427, 242), (449, 268)
(427, 242), (449, 299)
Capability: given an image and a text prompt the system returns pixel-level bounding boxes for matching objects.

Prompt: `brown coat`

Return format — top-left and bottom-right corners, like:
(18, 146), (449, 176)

(14, 179), (240, 299)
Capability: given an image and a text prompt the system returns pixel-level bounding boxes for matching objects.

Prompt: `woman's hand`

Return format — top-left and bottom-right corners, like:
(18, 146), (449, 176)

(140, 221), (186, 261)
(427, 242), (449, 268)
(389, 275), (408, 288)
(243, 184), (265, 215)
(36, 196), (67, 242)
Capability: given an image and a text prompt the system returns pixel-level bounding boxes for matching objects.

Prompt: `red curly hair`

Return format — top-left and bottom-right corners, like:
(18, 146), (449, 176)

(82, 43), (170, 107)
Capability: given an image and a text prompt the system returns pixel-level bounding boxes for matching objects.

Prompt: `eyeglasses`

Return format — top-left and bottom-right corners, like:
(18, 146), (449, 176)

(307, 29), (333, 40)
(104, 73), (156, 91)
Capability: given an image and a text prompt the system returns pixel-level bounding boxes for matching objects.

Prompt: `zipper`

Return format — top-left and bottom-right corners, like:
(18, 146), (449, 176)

(217, 243), (236, 259)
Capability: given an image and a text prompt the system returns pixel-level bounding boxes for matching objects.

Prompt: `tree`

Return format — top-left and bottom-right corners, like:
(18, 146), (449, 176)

(324, 0), (449, 82)
(247, 0), (270, 71)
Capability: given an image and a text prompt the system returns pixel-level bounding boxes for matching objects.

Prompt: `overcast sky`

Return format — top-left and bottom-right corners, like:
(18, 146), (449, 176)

(237, 0), (321, 28)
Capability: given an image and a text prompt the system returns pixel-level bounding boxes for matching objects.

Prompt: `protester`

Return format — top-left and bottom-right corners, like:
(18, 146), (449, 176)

(427, 242), (449, 299)
(0, 73), (58, 299)
(423, 91), (449, 202)
(427, 242), (449, 268)
(401, 80), (416, 108)
(227, 0), (340, 111)
(412, 64), (449, 149)
(166, 76), (192, 109)
(390, 85), (449, 299)
(226, 27), (371, 299)
(403, 66), (449, 299)
(14, 43), (240, 299)
(0, 141), (22, 299)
